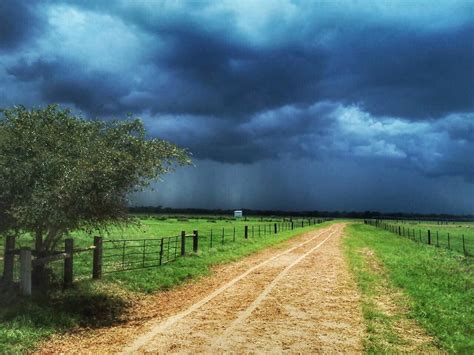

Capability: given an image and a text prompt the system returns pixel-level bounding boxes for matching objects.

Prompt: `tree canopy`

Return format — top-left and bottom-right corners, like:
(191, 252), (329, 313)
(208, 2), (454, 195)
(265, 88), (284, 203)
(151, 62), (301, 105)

(0, 105), (191, 252)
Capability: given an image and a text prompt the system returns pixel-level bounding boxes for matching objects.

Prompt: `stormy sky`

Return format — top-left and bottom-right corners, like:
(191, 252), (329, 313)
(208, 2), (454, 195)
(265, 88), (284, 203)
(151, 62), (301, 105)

(1, 1), (473, 214)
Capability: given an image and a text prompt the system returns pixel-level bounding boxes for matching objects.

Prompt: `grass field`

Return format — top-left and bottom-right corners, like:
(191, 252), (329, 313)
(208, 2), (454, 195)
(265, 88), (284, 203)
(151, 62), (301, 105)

(374, 220), (474, 255)
(1, 216), (318, 285)
(0, 215), (328, 353)
(2, 218), (472, 352)
(344, 223), (474, 353)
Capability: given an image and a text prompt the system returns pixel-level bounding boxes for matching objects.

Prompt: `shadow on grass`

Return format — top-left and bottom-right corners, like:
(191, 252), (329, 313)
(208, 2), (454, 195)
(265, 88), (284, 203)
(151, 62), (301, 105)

(0, 279), (132, 348)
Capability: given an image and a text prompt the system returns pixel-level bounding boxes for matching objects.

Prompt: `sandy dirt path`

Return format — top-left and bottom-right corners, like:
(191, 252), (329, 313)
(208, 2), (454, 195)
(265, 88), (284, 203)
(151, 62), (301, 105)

(39, 223), (364, 354)
(121, 223), (364, 354)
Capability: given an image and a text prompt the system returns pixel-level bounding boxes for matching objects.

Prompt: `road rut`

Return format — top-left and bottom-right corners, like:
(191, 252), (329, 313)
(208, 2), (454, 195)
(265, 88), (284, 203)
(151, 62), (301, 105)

(121, 223), (364, 354)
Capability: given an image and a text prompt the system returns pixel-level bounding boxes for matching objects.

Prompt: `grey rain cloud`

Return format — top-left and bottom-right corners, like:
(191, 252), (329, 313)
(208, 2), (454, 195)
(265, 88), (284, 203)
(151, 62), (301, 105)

(1, 0), (473, 213)
(0, 0), (44, 49)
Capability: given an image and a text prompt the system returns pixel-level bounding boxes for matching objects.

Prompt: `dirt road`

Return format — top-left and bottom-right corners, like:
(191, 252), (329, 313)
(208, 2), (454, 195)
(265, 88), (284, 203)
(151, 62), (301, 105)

(40, 223), (364, 353)
(120, 223), (364, 353)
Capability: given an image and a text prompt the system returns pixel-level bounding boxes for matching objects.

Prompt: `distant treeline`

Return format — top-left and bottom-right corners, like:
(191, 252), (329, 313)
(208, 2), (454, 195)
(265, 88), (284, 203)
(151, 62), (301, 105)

(128, 206), (474, 221)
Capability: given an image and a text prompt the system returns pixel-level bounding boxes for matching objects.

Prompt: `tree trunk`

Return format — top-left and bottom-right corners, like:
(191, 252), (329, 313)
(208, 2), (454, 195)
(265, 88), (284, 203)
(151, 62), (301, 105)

(32, 228), (66, 292)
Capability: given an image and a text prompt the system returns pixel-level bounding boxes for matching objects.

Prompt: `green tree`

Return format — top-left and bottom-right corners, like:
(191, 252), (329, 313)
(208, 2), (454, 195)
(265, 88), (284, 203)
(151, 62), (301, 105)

(0, 105), (191, 272)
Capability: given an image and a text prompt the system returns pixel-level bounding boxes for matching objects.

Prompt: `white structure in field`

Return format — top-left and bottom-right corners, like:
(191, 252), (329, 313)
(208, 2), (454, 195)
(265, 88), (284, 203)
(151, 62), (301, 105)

(234, 210), (243, 218)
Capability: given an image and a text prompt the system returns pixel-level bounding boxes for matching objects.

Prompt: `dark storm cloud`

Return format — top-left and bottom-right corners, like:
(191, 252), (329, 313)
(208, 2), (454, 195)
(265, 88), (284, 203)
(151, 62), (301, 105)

(142, 102), (335, 163)
(6, 59), (129, 115)
(1, 0), (474, 212)
(4, 0), (472, 119)
(0, 0), (44, 50)
(322, 24), (474, 118)
(132, 158), (474, 214)
(142, 104), (474, 182)
(58, 0), (473, 119)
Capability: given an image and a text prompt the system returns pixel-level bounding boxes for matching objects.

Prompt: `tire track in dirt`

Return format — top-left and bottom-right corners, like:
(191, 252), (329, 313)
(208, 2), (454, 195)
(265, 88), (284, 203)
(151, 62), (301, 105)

(209, 226), (341, 352)
(122, 223), (364, 353)
(38, 224), (360, 354)
(121, 224), (339, 353)
(213, 224), (364, 353)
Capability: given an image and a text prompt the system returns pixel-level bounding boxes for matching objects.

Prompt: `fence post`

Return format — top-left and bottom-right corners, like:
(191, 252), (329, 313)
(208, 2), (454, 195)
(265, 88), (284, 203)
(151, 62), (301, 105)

(159, 238), (164, 265)
(291, 222), (294, 230)
(244, 225), (248, 239)
(447, 233), (450, 250)
(398, 226), (401, 235)
(222, 228), (225, 245)
(93, 236), (103, 279)
(274, 223), (277, 234)
(462, 235), (466, 256)
(174, 236), (178, 259)
(64, 238), (74, 289)
(3, 235), (15, 284)
(181, 231), (186, 256)
(20, 248), (32, 296)
(193, 230), (198, 252)
(427, 230), (431, 245)
(233, 227), (236, 242)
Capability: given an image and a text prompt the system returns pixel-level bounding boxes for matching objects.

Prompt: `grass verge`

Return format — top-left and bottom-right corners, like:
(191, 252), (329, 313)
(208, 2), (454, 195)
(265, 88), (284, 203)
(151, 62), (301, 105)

(344, 223), (473, 353)
(0, 220), (329, 353)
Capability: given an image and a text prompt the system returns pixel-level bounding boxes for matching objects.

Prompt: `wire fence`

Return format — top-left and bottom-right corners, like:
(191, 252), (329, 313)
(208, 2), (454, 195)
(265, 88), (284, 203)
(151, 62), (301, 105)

(1, 218), (330, 291)
(102, 236), (182, 273)
(100, 219), (328, 274)
(365, 219), (473, 256)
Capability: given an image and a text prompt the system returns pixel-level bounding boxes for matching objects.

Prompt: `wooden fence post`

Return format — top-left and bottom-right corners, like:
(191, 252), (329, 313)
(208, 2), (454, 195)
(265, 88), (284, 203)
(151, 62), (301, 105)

(427, 230), (431, 245)
(274, 223), (277, 234)
(193, 230), (199, 252)
(181, 231), (186, 256)
(3, 235), (15, 284)
(64, 238), (74, 289)
(291, 222), (294, 230)
(159, 238), (164, 265)
(93, 236), (103, 279)
(244, 226), (248, 239)
(20, 248), (32, 296)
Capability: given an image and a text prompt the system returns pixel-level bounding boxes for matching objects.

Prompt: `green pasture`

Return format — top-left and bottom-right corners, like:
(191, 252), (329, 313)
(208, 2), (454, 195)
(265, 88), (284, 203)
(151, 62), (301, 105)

(344, 223), (473, 353)
(372, 220), (474, 255)
(0, 215), (328, 353)
(1, 216), (312, 278)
